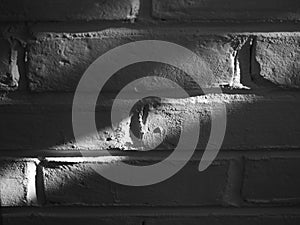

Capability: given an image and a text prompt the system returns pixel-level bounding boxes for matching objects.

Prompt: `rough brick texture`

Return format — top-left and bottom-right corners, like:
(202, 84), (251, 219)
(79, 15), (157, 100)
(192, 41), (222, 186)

(152, 0), (300, 21)
(0, 0), (139, 21)
(27, 29), (241, 92)
(243, 157), (300, 204)
(1, 0), (300, 224)
(42, 159), (229, 206)
(254, 34), (300, 88)
(0, 93), (300, 151)
(0, 160), (36, 206)
(27, 31), (300, 92)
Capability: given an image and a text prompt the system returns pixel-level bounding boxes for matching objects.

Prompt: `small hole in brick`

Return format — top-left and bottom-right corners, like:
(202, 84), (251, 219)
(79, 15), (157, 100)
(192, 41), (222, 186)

(153, 127), (161, 134)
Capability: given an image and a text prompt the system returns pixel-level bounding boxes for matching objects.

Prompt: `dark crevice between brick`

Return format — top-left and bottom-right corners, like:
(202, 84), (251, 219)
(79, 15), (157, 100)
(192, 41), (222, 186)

(137, 0), (153, 22)
(222, 157), (245, 207)
(36, 162), (46, 206)
(226, 35), (281, 92)
(16, 40), (28, 91)
(221, 36), (251, 91)
(233, 36), (252, 89)
(239, 156), (247, 205)
(237, 37), (253, 88)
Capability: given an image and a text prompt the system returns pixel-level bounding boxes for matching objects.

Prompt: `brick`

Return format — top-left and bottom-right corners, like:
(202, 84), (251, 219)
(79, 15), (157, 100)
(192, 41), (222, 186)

(0, 0), (139, 22)
(152, 0), (300, 22)
(0, 160), (36, 206)
(0, 38), (19, 91)
(254, 33), (300, 88)
(0, 112), (75, 150)
(222, 94), (300, 150)
(27, 28), (243, 92)
(42, 159), (229, 206)
(0, 93), (300, 151)
(242, 157), (300, 204)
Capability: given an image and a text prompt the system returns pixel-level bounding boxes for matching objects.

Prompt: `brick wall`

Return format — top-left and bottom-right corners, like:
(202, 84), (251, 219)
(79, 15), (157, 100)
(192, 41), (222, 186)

(0, 0), (300, 224)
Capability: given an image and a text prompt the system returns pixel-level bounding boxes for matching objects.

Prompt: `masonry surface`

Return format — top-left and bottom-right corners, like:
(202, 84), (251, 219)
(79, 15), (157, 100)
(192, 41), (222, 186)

(0, 0), (300, 224)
